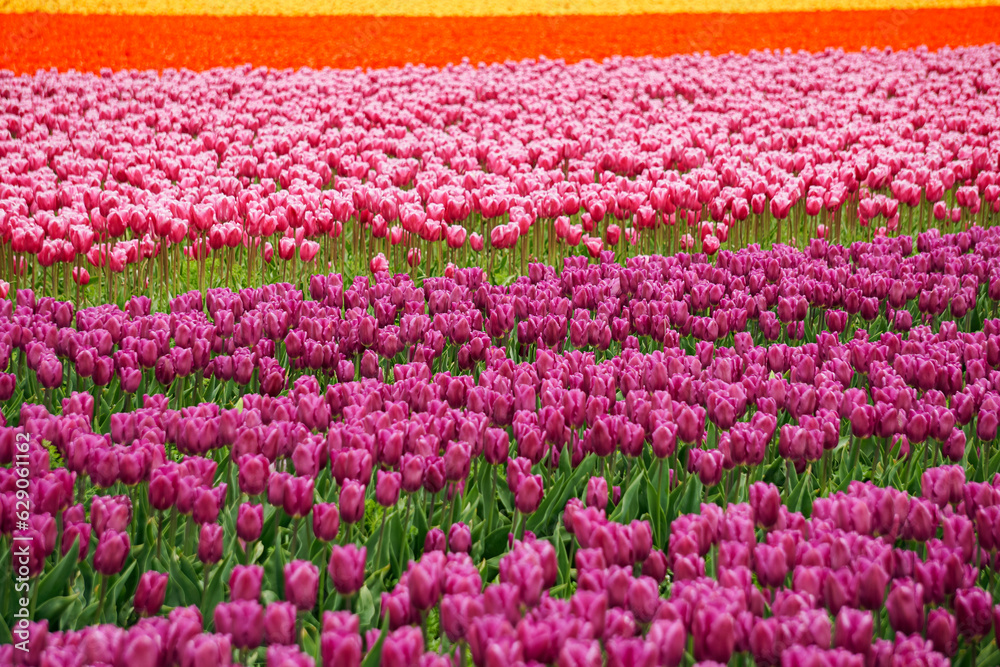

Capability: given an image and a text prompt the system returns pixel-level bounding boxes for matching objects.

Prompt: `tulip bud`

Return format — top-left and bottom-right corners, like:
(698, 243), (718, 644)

(926, 608), (958, 656)
(955, 587), (992, 640)
(214, 600), (264, 650)
(627, 576), (660, 624)
(238, 454), (270, 497)
(313, 502), (341, 542)
(585, 476), (608, 511)
(886, 579), (925, 636)
(133, 571), (168, 617)
(284, 560), (319, 611)
(376, 471), (401, 508)
(448, 522), (472, 553)
(424, 528), (446, 553)
(692, 602), (735, 663)
(648, 619), (685, 667)
(834, 607), (873, 656)
(340, 480), (366, 524)
(329, 544), (366, 596)
(407, 560), (441, 611)
(94, 529), (130, 575)
(265, 601), (297, 645)
(749, 482), (781, 529)
(230, 564), (264, 601)
(282, 475), (315, 519)
(515, 474), (544, 514)
(237, 503), (264, 543)
(198, 523), (223, 564)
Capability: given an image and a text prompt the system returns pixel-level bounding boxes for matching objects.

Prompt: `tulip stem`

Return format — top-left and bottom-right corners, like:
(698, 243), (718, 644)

(402, 492), (413, 544)
(376, 507), (388, 567)
(167, 507), (178, 560)
(96, 574), (108, 624)
(202, 563), (212, 622)
(183, 519), (194, 557)
(820, 451), (829, 496)
(487, 467), (498, 537)
(290, 517), (300, 559)
(319, 544), (331, 612)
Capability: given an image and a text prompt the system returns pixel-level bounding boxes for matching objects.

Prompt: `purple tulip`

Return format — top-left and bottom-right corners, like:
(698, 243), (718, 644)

(284, 560), (319, 611)
(238, 454), (270, 496)
(198, 523), (223, 564)
(180, 633), (231, 667)
(133, 571), (168, 617)
(376, 471), (401, 507)
(605, 637), (657, 667)
(282, 475), (315, 519)
(328, 544), (366, 596)
(214, 600), (264, 650)
(94, 529), (130, 575)
(237, 503), (264, 543)
(833, 607), (872, 656)
(886, 579), (925, 636)
(926, 608), (958, 656)
(955, 587), (992, 640)
(692, 602), (735, 663)
(320, 629), (362, 667)
(229, 564), (264, 601)
(339, 480), (366, 524)
(448, 522), (471, 553)
(265, 602), (297, 645)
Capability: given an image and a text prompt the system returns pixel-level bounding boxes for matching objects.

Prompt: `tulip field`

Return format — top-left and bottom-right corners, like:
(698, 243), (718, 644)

(5, 13), (1000, 667)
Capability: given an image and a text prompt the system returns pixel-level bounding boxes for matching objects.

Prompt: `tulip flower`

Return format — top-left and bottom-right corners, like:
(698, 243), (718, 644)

(237, 503), (264, 543)
(313, 503), (341, 542)
(133, 571), (168, 617)
(230, 564), (264, 601)
(198, 524), (223, 564)
(340, 480), (366, 525)
(284, 560), (319, 611)
(215, 600), (265, 650)
(328, 544), (366, 596)
(265, 602), (298, 646)
(94, 529), (130, 576)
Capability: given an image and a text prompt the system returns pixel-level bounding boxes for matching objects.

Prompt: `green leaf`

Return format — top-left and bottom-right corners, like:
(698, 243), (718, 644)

(526, 454), (596, 534)
(483, 527), (511, 561)
(675, 476), (703, 520)
(169, 557), (202, 607)
(481, 466), (497, 557)
(555, 525), (570, 588)
(37, 538), (79, 605)
(609, 471), (644, 523)
(266, 534), (285, 601)
(105, 561), (137, 623)
(35, 594), (79, 627)
(789, 473), (813, 517)
(411, 501), (429, 558)
(179, 556), (201, 592)
(77, 601), (100, 629)
(645, 470), (667, 548)
(356, 586), (376, 629)
(384, 515), (404, 577)
(203, 557), (230, 629)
